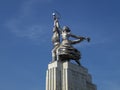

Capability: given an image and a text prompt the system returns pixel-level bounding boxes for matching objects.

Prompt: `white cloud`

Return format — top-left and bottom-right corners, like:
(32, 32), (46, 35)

(4, 0), (52, 42)
(6, 18), (47, 39)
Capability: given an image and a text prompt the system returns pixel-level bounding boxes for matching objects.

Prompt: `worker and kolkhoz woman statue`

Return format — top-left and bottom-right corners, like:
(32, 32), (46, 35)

(51, 12), (90, 66)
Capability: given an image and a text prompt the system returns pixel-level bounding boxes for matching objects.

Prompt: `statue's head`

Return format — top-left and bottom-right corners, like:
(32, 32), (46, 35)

(63, 26), (71, 32)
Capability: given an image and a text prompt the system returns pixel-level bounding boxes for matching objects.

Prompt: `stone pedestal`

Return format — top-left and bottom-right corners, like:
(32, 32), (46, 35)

(46, 61), (97, 90)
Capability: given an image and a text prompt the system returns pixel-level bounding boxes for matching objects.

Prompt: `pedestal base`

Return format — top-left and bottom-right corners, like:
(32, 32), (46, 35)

(46, 61), (97, 90)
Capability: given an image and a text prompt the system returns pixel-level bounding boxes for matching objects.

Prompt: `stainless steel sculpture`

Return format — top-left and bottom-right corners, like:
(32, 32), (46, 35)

(51, 12), (61, 62)
(51, 12), (90, 65)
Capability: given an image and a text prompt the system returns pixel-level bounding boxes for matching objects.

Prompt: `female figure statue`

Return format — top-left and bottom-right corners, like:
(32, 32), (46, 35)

(57, 26), (90, 65)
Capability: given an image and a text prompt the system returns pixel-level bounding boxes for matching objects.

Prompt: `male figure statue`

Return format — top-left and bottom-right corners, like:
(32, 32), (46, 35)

(51, 13), (61, 61)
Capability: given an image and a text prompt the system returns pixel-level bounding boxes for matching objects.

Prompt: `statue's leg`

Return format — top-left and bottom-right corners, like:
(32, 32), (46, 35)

(52, 47), (57, 62)
(56, 46), (60, 61)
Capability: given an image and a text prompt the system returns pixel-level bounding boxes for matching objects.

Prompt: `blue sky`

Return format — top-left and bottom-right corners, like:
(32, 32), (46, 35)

(0, 0), (120, 90)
